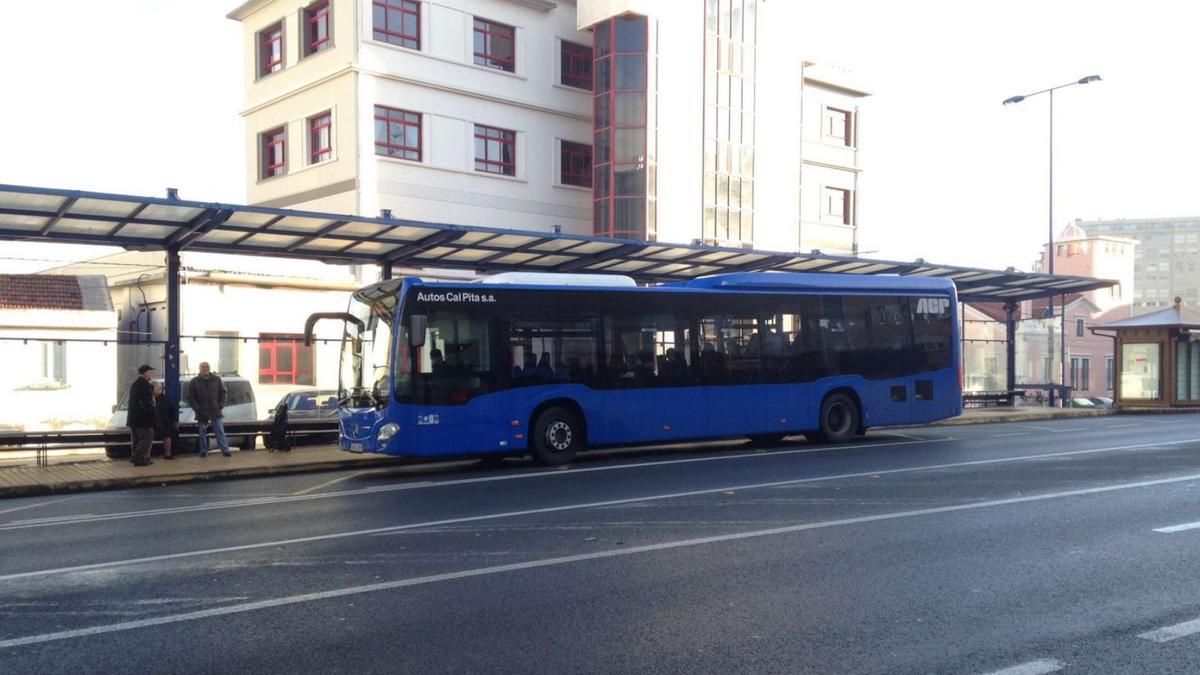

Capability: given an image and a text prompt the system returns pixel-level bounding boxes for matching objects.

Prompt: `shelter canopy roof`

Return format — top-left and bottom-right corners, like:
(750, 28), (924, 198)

(0, 183), (1117, 304)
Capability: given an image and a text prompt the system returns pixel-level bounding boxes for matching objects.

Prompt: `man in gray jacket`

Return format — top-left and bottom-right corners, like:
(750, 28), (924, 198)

(186, 361), (231, 457)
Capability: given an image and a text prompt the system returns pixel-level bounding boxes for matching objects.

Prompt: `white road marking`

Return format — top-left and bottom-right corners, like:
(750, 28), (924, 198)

(7, 468), (1200, 649)
(1, 437), (1197, 584)
(291, 470), (374, 496)
(1138, 617), (1200, 643)
(0, 437), (949, 532)
(1105, 423), (1141, 429)
(1046, 427), (1087, 433)
(991, 432), (1032, 438)
(981, 658), (1064, 675)
(1152, 520), (1200, 534)
(0, 496), (78, 517)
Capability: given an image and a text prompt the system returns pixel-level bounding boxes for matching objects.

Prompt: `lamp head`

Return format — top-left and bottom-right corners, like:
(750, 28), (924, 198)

(1078, 74), (1102, 84)
(1002, 95), (1026, 105)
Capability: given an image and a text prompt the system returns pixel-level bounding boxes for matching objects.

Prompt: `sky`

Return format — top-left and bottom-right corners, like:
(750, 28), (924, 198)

(2, 0), (1199, 272)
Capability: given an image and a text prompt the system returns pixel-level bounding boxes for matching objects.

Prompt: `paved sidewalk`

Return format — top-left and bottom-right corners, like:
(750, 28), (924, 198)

(1, 407), (1195, 498)
(0, 446), (395, 498)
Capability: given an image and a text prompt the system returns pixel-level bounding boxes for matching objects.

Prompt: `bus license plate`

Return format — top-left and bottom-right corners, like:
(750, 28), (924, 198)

(349, 442), (363, 453)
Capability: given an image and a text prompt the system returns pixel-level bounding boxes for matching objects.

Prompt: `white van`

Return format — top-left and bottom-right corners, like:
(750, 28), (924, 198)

(105, 376), (258, 458)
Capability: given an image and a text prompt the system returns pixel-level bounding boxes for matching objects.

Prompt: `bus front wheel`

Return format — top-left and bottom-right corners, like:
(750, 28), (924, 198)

(815, 392), (859, 444)
(530, 406), (583, 466)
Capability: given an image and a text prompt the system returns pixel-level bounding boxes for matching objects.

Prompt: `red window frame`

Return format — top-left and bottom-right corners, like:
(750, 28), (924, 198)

(560, 40), (593, 90)
(474, 124), (516, 176)
(259, 22), (283, 76)
(373, 0), (420, 50)
(560, 141), (592, 187)
(261, 127), (286, 179)
(303, 1), (331, 57)
(473, 18), (515, 72)
(309, 112), (332, 164)
(375, 106), (422, 161)
(258, 334), (314, 386)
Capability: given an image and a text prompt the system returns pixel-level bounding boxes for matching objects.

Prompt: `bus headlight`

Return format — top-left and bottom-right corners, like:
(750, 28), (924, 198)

(377, 423), (400, 445)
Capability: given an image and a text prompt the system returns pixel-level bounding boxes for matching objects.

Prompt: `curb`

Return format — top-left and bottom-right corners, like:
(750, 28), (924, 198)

(0, 455), (399, 499)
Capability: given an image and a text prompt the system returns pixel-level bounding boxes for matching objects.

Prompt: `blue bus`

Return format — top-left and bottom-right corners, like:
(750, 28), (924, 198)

(318, 272), (961, 465)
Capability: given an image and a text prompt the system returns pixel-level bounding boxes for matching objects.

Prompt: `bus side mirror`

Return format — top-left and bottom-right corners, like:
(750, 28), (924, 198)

(410, 314), (428, 347)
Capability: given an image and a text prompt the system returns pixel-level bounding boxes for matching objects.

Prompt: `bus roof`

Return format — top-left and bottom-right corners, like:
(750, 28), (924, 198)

(676, 272), (956, 293)
(367, 271), (957, 297)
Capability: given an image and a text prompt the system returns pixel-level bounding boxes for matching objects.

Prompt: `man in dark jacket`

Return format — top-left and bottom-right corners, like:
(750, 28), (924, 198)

(186, 361), (231, 458)
(125, 364), (156, 466)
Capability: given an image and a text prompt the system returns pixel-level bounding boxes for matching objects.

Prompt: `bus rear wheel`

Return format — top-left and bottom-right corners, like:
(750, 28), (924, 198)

(815, 392), (859, 444)
(530, 406), (583, 466)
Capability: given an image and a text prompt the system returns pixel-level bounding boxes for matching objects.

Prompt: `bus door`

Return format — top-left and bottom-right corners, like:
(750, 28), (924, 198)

(698, 313), (767, 437)
(408, 310), (505, 455)
(602, 312), (705, 444)
(760, 308), (811, 434)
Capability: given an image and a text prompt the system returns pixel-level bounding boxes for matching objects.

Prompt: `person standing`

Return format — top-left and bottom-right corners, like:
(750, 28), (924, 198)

(152, 381), (179, 460)
(186, 361), (231, 457)
(125, 364), (156, 466)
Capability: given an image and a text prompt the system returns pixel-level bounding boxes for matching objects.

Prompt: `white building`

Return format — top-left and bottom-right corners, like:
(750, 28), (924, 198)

(47, 253), (365, 417)
(0, 275), (117, 431)
(228, 0), (869, 254)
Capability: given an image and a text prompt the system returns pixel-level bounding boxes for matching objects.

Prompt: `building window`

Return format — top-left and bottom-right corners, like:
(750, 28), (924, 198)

(260, 127), (286, 179)
(259, 334), (314, 385)
(41, 341), (66, 385)
(825, 187), (852, 225)
(474, 124), (516, 176)
(1070, 356), (1090, 390)
(824, 107), (852, 146)
(1075, 317), (1085, 337)
(258, 22), (284, 77)
(560, 141), (592, 187)
(374, 106), (421, 161)
(372, 0), (419, 50)
(473, 18), (515, 72)
(308, 112), (332, 164)
(1106, 356), (1114, 390)
(207, 331), (240, 375)
(302, 1), (331, 57)
(560, 40), (592, 90)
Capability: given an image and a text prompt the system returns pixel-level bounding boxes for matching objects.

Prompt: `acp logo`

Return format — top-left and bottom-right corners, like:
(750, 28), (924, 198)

(915, 297), (951, 315)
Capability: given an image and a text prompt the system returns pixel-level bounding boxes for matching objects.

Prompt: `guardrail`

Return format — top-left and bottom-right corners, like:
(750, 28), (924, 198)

(0, 420), (340, 467)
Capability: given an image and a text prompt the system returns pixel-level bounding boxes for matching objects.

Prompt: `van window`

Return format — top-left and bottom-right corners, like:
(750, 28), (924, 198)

(226, 381), (255, 406)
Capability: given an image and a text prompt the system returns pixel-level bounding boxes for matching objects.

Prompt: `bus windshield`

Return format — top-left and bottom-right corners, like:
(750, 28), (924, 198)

(343, 295), (393, 404)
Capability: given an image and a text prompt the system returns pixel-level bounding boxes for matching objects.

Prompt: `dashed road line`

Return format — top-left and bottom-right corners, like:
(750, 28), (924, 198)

(1138, 617), (1200, 643)
(980, 658), (1064, 675)
(1152, 519), (1200, 534)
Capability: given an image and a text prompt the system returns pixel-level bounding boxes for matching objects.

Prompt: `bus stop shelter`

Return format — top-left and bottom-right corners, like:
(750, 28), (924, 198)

(0, 183), (1118, 405)
(1093, 299), (1200, 408)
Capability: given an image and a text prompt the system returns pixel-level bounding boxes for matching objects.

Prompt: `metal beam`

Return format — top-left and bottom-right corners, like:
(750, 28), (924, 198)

(1005, 301), (1018, 398)
(37, 197), (78, 236)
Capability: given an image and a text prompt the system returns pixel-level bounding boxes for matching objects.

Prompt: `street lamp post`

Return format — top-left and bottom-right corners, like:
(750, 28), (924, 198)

(1003, 74), (1101, 407)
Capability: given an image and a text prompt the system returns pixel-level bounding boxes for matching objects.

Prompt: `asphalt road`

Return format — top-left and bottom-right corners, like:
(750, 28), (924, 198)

(2, 415), (1200, 674)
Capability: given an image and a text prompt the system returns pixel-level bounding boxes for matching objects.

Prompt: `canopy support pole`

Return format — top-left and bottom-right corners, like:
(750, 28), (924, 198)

(165, 246), (182, 405)
(1005, 301), (1018, 403)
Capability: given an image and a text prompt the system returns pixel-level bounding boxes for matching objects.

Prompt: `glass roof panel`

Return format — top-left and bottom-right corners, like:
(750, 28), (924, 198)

(525, 255), (573, 266)
(118, 224), (181, 239)
(244, 233), (303, 248)
(138, 204), (206, 222)
(0, 214), (45, 231)
(378, 225), (439, 241)
(0, 191), (65, 212)
(71, 198), (144, 218)
(53, 217), (127, 236)
(567, 241), (624, 254)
